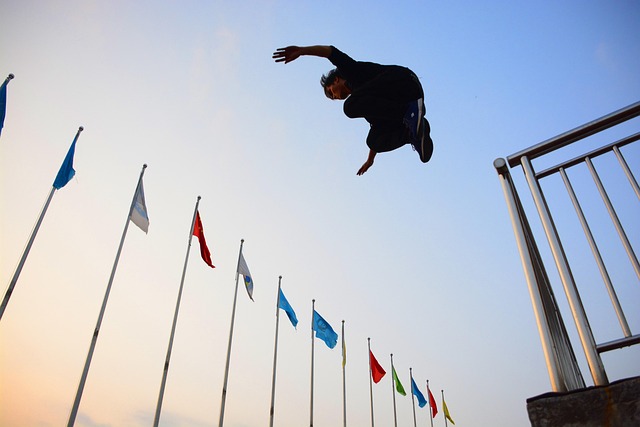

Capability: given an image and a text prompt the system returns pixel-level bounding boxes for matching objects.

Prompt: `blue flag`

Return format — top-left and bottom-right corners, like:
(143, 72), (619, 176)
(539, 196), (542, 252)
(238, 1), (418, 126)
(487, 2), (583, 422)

(53, 136), (78, 189)
(312, 310), (338, 349)
(0, 78), (8, 137)
(411, 377), (427, 408)
(278, 288), (298, 328)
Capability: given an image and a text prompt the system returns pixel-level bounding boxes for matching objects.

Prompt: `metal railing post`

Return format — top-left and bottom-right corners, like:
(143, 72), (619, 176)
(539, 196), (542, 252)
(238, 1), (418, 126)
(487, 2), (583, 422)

(520, 156), (608, 386)
(494, 158), (566, 392)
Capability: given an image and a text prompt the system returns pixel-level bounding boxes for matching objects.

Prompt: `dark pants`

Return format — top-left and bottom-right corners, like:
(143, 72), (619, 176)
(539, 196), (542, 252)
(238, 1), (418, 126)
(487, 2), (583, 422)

(343, 67), (424, 153)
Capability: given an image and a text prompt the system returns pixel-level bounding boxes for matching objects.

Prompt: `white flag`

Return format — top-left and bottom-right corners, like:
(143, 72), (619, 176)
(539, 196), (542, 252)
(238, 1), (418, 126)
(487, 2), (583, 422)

(130, 178), (149, 233)
(237, 252), (253, 301)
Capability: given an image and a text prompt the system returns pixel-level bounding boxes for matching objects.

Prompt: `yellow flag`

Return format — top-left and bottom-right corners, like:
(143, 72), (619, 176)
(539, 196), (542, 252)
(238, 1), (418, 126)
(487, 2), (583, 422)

(342, 336), (347, 367)
(443, 398), (455, 425)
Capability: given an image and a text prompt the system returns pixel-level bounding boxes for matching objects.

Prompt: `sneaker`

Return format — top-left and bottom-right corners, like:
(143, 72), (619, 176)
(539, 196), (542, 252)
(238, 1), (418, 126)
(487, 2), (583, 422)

(412, 117), (433, 163)
(403, 98), (424, 140)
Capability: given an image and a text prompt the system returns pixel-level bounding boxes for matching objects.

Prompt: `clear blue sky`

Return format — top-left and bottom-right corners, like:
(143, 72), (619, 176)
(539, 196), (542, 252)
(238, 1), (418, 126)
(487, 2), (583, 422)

(1, 1), (639, 426)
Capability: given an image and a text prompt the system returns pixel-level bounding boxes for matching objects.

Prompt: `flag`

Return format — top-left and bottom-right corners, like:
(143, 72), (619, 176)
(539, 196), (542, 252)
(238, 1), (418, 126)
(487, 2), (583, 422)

(411, 377), (427, 408)
(369, 350), (386, 383)
(237, 252), (253, 301)
(193, 211), (214, 268)
(52, 139), (77, 189)
(443, 397), (455, 425)
(278, 288), (298, 328)
(428, 387), (438, 418)
(130, 177), (150, 233)
(342, 334), (347, 367)
(312, 310), (337, 349)
(392, 366), (406, 396)
(0, 76), (11, 137)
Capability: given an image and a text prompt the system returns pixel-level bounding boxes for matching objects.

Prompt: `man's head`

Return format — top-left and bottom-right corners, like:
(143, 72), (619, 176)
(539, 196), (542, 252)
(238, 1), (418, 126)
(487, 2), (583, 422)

(321, 69), (351, 100)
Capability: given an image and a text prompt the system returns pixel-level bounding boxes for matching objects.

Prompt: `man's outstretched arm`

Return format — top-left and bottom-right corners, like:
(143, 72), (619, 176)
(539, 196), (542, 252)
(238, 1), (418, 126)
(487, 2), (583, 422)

(357, 149), (376, 176)
(273, 45), (332, 64)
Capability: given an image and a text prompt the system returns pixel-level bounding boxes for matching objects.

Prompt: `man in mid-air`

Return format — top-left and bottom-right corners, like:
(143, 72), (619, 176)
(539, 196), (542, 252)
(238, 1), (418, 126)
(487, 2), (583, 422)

(273, 45), (433, 175)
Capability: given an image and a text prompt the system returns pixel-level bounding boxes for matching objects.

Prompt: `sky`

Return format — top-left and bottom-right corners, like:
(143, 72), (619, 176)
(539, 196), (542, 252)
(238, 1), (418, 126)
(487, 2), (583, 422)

(1, 1), (639, 426)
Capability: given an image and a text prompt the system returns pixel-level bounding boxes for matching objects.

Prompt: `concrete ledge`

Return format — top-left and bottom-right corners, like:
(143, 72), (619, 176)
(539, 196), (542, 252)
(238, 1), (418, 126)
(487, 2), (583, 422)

(527, 376), (640, 427)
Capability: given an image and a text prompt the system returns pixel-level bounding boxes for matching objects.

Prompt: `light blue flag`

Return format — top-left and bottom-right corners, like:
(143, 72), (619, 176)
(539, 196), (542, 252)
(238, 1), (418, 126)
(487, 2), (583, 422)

(411, 377), (427, 408)
(312, 310), (338, 349)
(52, 137), (78, 189)
(278, 288), (298, 328)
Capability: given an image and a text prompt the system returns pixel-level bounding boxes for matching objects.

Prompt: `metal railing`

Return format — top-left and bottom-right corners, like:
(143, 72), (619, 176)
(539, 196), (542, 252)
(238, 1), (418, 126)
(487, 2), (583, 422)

(494, 101), (640, 392)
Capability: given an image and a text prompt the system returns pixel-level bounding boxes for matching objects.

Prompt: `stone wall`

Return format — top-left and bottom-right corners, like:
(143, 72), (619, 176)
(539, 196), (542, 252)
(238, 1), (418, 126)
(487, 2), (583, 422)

(527, 376), (640, 427)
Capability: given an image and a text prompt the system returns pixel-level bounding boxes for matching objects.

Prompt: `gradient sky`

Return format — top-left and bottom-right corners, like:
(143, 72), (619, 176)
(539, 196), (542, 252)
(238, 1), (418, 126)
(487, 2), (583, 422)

(1, 1), (639, 426)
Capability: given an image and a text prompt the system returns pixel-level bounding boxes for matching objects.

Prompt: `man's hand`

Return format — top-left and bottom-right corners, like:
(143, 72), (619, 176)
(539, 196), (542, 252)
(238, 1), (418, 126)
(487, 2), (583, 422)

(273, 45), (332, 64)
(273, 46), (303, 64)
(357, 149), (377, 176)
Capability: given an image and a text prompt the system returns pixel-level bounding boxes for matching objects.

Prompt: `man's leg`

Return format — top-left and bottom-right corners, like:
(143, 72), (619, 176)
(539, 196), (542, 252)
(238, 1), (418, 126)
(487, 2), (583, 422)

(366, 122), (408, 153)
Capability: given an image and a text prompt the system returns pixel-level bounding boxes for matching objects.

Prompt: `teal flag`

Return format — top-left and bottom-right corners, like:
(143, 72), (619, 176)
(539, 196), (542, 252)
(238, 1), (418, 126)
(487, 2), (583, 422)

(411, 377), (427, 408)
(278, 288), (298, 328)
(312, 310), (337, 349)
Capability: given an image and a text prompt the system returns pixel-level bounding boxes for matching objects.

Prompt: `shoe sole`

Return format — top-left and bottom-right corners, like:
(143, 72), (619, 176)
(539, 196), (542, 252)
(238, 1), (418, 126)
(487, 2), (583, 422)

(416, 98), (424, 134)
(419, 118), (433, 163)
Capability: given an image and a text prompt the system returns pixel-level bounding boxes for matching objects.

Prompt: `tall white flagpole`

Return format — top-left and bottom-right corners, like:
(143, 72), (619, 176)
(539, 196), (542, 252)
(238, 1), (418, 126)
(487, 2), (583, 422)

(218, 239), (244, 427)
(269, 276), (283, 427)
(427, 380), (434, 427)
(390, 354), (398, 427)
(341, 320), (347, 427)
(367, 337), (375, 427)
(153, 196), (201, 427)
(410, 368), (417, 427)
(67, 163), (147, 427)
(309, 299), (316, 427)
(0, 126), (83, 322)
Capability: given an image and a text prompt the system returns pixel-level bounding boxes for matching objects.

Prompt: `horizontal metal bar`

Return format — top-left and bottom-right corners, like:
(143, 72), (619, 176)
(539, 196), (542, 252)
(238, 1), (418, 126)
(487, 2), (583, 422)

(507, 101), (640, 168)
(597, 335), (640, 353)
(536, 132), (640, 179)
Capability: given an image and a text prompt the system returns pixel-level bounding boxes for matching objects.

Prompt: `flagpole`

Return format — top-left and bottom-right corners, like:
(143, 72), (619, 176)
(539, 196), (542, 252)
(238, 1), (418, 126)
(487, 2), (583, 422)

(153, 196), (201, 427)
(309, 299), (315, 427)
(0, 126), (83, 322)
(218, 239), (244, 427)
(67, 163), (147, 427)
(367, 337), (375, 427)
(269, 276), (283, 427)
(441, 390), (447, 427)
(341, 320), (347, 427)
(410, 368), (417, 427)
(427, 380), (433, 427)
(390, 354), (398, 427)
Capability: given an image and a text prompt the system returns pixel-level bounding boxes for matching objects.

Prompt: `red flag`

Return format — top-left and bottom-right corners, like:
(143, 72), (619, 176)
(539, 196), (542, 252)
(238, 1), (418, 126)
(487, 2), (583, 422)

(193, 211), (215, 268)
(428, 387), (438, 418)
(369, 350), (386, 383)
